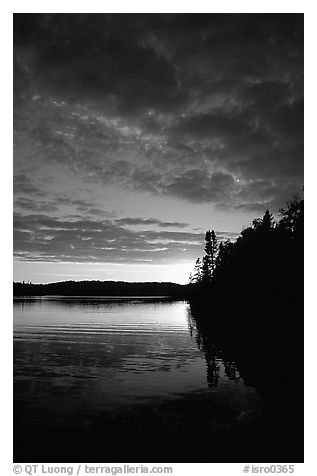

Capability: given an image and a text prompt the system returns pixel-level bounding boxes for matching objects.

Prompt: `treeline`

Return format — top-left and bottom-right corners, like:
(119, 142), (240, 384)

(188, 197), (303, 297)
(13, 280), (188, 298)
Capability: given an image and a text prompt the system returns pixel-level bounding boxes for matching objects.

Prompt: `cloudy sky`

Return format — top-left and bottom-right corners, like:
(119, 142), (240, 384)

(13, 13), (303, 284)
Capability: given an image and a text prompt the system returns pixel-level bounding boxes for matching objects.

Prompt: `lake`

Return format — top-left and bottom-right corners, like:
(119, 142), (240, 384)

(14, 296), (284, 462)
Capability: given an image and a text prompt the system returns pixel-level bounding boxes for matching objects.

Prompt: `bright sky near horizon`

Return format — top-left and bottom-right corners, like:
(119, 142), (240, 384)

(13, 14), (303, 284)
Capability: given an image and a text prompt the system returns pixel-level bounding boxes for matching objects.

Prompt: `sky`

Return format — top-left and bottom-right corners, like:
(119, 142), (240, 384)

(13, 13), (304, 284)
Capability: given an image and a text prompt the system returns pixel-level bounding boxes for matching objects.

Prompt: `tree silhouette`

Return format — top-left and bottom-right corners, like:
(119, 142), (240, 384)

(279, 198), (304, 240)
(201, 255), (212, 283)
(252, 209), (275, 233)
(194, 257), (203, 283)
(188, 230), (220, 285)
(204, 230), (218, 274)
(188, 197), (303, 293)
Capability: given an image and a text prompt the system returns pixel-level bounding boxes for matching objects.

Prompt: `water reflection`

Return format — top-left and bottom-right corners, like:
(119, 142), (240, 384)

(14, 296), (302, 463)
(14, 298), (211, 414)
(186, 300), (303, 463)
(14, 297), (260, 399)
(187, 308), (242, 388)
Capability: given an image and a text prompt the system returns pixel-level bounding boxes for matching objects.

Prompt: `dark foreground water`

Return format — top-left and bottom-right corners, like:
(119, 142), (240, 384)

(14, 296), (302, 462)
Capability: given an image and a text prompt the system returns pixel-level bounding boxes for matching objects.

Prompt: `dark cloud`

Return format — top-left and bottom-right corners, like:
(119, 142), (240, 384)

(53, 197), (110, 217)
(14, 174), (47, 196)
(13, 212), (236, 264)
(14, 14), (184, 116)
(115, 218), (189, 228)
(13, 13), (303, 268)
(164, 170), (236, 203)
(13, 213), (200, 263)
(14, 197), (58, 213)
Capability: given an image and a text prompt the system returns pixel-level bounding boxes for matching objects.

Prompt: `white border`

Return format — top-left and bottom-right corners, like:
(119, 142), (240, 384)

(3, 3), (314, 475)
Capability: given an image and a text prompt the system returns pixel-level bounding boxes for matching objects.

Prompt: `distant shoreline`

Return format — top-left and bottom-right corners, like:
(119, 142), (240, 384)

(13, 280), (190, 298)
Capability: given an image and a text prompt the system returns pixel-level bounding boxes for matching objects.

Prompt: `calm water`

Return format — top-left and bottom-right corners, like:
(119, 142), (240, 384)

(14, 296), (263, 461)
